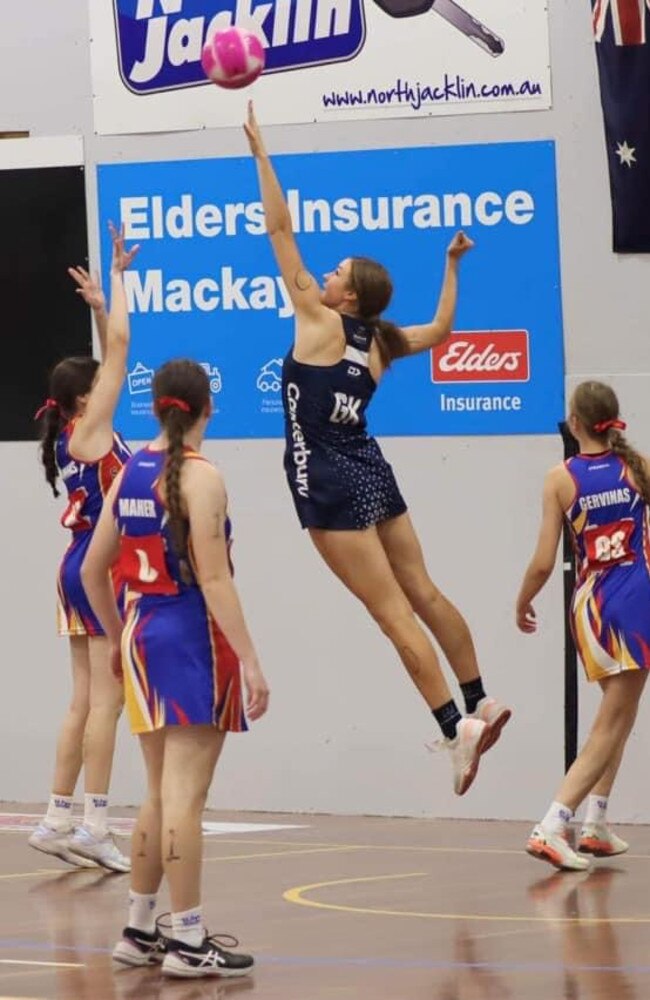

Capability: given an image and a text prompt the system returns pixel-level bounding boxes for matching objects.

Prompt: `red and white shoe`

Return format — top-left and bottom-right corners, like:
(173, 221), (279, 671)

(470, 697), (512, 752)
(578, 824), (629, 857)
(526, 825), (592, 872)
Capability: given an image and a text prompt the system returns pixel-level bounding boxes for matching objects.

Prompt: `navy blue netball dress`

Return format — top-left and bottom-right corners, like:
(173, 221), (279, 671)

(281, 314), (407, 531)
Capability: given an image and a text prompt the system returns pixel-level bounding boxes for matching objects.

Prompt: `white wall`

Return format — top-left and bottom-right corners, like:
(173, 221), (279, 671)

(2, 1), (649, 822)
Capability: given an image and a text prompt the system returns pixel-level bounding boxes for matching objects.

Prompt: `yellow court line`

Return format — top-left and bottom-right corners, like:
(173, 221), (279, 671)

(205, 846), (362, 863)
(283, 872), (650, 924)
(0, 961), (84, 969)
(201, 838), (526, 855)
(206, 838), (650, 860)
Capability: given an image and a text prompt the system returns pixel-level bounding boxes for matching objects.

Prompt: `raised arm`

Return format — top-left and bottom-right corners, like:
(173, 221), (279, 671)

(400, 231), (474, 355)
(186, 461), (269, 722)
(81, 474), (124, 676)
(68, 266), (109, 360)
(243, 101), (326, 325)
(73, 224), (139, 452)
(515, 467), (567, 633)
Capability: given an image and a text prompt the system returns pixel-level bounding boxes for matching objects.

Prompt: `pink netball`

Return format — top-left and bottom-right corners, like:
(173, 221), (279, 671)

(201, 27), (265, 90)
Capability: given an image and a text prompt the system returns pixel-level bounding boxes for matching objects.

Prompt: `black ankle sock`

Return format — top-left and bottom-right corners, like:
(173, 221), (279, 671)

(460, 677), (486, 715)
(432, 699), (462, 741)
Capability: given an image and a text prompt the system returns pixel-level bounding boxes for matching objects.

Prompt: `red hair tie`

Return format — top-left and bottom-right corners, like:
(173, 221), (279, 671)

(593, 418), (626, 433)
(34, 398), (59, 421)
(157, 396), (191, 413)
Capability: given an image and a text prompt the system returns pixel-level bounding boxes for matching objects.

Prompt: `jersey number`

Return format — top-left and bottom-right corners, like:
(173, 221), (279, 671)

(120, 535), (178, 595)
(61, 487), (91, 531)
(135, 549), (158, 584)
(584, 519), (635, 569)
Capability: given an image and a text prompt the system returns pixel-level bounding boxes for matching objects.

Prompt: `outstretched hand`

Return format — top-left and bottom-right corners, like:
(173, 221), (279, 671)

(109, 221), (140, 274)
(243, 100), (266, 158)
(68, 266), (105, 312)
(447, 230), (475, 260)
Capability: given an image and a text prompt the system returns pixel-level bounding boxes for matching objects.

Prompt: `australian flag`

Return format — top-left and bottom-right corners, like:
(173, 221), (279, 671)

(593, 0), (650, 252)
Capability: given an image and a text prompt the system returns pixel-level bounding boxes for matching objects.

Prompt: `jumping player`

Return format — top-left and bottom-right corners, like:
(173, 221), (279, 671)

(29, 225), (138, 872)
(82, 359), (269, 979)
(244, 101), (510, 795)
(517, 381), (650, 870)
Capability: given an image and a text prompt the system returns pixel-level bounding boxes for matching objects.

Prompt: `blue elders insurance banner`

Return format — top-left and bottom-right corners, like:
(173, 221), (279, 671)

(96, 140), (564, 439)
(89, 0), (551, 134)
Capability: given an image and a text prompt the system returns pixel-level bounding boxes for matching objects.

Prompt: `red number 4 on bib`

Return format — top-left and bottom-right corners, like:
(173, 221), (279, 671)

(584, 519), (635, 569)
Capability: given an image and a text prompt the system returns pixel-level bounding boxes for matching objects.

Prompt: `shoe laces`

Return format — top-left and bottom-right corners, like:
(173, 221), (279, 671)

(205, 932), (239, 951)
(155, 914), (239, 950)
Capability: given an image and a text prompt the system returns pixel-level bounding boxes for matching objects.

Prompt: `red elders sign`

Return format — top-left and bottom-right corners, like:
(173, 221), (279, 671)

(432, 331), (530, 383)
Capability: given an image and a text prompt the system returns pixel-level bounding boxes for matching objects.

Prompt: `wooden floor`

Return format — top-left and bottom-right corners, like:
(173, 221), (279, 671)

(0, 806), (648, 999)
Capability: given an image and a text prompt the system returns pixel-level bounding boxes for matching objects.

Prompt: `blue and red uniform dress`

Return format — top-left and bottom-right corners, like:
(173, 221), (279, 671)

(566, 451), (650, 681)
(114, 447), (247, 734)
(281, 314), (407, 530)
(56, 420), (131, 636)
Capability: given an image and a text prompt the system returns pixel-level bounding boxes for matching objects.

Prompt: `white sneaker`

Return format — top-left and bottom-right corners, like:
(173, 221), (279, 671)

(446, 717), (490, 796)
(67, 826), (131, 873)
(578, 823), (629, 857)
(28, 823), (98, 869)
(526, 824), (592, 871)
(470, 697), (512, 752)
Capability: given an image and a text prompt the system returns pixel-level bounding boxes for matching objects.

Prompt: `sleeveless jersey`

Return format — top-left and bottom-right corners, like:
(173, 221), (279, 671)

(566, 452), (650, 582)
(56, 421), (131, 532)
(565, 450), (650, 679)
(280, 314), (407, 531)
(114, 447), (232, 595)
(113, 446), (245, 735)
(282, 314), (377, 452)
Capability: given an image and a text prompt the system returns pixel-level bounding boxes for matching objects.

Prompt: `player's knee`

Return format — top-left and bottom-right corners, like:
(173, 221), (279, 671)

(68, 696), (90, 724)
(163, 783), (209, 819)
(595, 698), (632, 735)
(88, 696), (124, 723)
(370, 601), (415, 641)
(411, 580), (441, 614)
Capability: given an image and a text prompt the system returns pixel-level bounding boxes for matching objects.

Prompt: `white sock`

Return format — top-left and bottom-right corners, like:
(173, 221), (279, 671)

(128, 891), (157, 934)
(84, 793), (109, 837)
(171, 907), (204, 948)
(541, 800), (573, 836)
(584, 794), (608, 827)
(44, 794), (74, 831)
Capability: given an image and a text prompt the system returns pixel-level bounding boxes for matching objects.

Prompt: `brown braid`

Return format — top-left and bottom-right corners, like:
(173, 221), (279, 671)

(571, 380), (650, 504)
(610, 431), (650, 505)
(39, 408), (66, 497)
(163, 410), (190, 560)
(152, 359), (212, 569)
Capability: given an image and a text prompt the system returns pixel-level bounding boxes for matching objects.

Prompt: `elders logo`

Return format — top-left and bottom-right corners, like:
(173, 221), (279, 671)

(432, 331), (530, 384)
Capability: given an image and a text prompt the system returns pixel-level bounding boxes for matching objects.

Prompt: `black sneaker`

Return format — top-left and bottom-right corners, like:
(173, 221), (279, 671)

(112, 926), (168, 967)
(162, 932), (254, 979)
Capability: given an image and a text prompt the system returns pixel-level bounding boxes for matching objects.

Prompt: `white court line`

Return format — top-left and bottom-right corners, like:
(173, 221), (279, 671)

(0, 814), (307, 837)
(0, 960), (84, 969)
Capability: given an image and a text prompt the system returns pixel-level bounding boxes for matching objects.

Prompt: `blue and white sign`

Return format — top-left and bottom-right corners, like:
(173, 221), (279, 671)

(97, 140), (564, 440)
(113, 0), (366, 93)
(90, 0), (551, 135)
